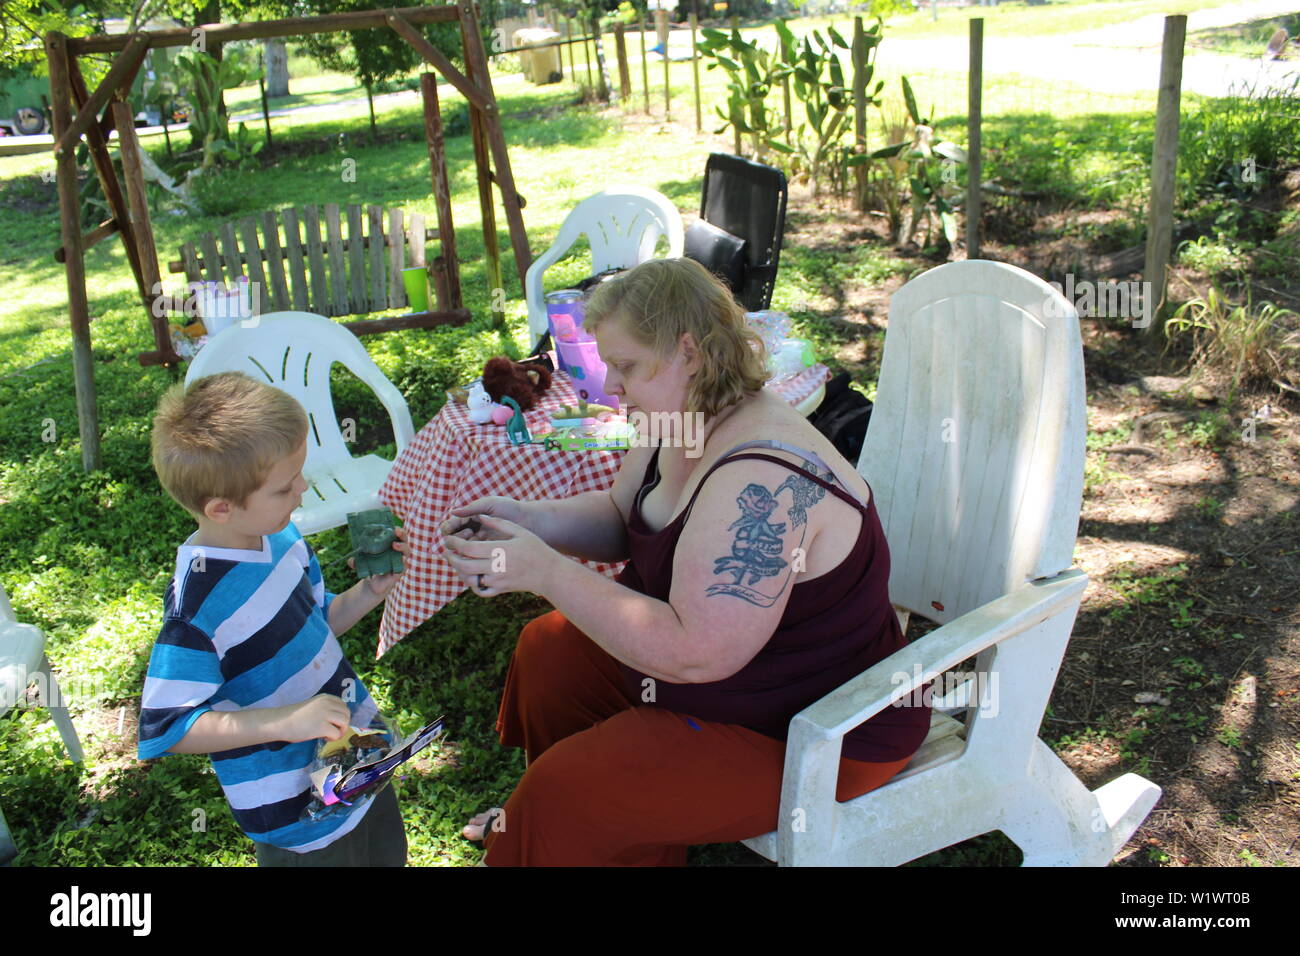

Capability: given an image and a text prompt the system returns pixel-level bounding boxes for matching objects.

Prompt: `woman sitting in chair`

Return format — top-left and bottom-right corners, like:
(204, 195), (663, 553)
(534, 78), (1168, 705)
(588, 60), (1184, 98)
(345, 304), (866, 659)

(441, 257), (930, 865)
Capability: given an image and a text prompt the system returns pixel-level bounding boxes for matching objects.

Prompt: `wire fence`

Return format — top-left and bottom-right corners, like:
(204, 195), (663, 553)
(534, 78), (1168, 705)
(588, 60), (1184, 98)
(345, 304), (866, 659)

(509, 13), (1281, 262)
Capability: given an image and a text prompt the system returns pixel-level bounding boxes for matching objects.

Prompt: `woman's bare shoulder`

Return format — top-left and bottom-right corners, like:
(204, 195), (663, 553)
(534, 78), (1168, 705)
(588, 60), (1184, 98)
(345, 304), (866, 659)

(713, 396), (871, 504)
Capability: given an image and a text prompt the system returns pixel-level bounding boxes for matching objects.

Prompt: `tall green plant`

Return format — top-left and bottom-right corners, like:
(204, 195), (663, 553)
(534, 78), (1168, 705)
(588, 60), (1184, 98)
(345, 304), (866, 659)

(698, 26), (783, 160)
(1166, 285), (1300, 392)
(174, 48), (251, 171)
(895, 76), (966, 250)
(767, 20), (888, 200)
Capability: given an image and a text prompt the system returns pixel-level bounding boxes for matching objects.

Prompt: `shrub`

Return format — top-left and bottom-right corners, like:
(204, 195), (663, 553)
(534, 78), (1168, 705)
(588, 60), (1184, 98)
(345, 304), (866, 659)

(1165, 285), (1300, 392)
(188, 169), (254, 218)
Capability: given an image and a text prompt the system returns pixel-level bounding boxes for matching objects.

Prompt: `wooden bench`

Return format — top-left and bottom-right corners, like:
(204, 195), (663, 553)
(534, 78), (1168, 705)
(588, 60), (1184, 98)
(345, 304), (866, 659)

(166, 202), (470, 335)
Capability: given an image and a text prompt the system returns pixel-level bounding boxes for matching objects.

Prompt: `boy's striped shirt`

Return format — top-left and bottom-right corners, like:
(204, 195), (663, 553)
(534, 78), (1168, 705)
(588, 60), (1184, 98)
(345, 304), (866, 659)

(138, 523), (379, 852)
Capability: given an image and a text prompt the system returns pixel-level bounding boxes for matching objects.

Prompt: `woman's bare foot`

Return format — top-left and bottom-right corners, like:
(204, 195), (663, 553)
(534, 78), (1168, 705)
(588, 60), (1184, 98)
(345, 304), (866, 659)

(462, 808), (502, 842)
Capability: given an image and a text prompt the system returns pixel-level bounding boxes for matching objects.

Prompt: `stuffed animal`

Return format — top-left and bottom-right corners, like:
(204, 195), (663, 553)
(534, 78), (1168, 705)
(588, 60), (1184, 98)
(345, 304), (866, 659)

(482, 356), (553, 412)
(466, 382), (499, 425)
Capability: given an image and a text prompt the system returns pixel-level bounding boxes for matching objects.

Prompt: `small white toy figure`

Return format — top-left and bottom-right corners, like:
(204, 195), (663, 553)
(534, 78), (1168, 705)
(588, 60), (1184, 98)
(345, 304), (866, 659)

(465, 382), (504, 426)
(467, 382), (497, 425)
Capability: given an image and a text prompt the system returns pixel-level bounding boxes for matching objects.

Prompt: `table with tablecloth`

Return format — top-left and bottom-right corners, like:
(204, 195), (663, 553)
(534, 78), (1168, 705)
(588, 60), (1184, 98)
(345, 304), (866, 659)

(374, 363), (831, 656)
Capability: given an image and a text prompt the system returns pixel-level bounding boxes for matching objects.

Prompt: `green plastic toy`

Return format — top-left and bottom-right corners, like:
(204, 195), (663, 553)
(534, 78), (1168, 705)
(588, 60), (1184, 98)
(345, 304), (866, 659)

(345, 509), (404, 578)
(501, 396), (532, 446)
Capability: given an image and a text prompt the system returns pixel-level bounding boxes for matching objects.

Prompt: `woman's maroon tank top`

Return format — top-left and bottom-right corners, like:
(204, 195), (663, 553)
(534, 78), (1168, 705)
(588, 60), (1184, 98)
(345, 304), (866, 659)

(615, 441), (931, 762)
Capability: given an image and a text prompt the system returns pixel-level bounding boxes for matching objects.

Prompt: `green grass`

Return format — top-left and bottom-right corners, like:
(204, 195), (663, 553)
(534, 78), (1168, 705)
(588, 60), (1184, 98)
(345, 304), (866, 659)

(224, 70), (372, 116)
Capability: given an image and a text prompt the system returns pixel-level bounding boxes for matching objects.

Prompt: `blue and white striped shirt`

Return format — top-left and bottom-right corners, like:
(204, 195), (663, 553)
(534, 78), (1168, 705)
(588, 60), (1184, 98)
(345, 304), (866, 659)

(138, 523), (379, 852)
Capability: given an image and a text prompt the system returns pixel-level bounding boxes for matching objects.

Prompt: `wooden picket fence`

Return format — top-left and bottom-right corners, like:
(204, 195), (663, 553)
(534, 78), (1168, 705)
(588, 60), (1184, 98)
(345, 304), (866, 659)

(167, 202), (463, 334)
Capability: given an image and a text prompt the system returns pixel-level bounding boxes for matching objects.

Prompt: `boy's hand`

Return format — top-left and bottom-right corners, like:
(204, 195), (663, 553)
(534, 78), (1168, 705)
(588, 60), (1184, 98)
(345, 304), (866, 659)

(279, 694), (351, 743)
(349, 526), (409, 597)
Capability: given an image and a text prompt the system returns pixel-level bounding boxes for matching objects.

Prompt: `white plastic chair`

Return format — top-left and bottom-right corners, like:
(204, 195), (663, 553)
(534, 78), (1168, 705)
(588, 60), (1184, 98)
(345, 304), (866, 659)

(186, 312), (416, 536)
(0, 584), (84, 864)
(524, 186), (685, 348)
(742, 260), (1161, 866)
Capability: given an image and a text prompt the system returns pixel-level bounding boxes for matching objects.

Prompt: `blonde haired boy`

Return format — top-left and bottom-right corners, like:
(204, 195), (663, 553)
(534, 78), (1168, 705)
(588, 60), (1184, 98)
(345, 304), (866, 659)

(138, 371), (408, 865)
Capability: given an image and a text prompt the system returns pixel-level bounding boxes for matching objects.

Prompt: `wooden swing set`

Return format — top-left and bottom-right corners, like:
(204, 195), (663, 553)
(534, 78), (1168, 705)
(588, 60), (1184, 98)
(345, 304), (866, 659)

(46, 2), (531, 471)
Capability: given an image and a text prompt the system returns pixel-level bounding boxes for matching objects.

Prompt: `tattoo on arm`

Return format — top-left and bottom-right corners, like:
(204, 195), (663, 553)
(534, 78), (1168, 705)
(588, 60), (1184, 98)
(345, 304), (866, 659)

(705, 463), (829, 607)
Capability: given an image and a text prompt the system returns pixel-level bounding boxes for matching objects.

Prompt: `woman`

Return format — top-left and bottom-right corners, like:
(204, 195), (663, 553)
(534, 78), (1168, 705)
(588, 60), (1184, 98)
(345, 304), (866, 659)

(441, 257), (930, 866)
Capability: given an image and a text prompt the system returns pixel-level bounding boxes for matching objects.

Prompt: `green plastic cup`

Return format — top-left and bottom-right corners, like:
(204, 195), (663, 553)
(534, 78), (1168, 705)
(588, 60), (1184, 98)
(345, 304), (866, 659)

(402, 265), (429, 313)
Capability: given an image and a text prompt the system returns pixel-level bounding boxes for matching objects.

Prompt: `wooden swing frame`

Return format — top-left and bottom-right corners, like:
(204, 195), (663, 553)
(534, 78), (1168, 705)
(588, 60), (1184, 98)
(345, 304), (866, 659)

(46, 3), (532, 471)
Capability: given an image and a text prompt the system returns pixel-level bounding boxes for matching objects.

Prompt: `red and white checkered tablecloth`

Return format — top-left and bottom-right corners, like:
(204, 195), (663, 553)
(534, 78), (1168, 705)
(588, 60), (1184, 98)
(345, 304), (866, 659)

(374, 362), (831, 656)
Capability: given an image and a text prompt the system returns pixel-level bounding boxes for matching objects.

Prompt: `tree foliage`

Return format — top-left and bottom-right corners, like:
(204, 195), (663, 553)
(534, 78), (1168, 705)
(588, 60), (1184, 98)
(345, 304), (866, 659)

(294, 0), (462, 90)
(0, 0), (105, 73)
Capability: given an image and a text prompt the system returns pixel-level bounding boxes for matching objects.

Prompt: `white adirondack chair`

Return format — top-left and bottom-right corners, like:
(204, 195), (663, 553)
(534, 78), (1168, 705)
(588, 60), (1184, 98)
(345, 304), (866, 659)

(742, 260), (1161, 866)
(186, 312), (416, 536)
(0, 584), (84, 864)
(524, 186), (685, 348)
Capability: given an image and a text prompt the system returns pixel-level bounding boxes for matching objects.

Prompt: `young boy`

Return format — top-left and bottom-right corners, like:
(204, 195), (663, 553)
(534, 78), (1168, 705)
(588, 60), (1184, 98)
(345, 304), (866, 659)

(139, 371), (408, 866)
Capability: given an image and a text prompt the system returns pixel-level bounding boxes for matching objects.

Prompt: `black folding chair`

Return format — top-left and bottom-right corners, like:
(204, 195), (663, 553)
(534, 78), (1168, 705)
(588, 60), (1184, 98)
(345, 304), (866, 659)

(684, 153), (789, 312)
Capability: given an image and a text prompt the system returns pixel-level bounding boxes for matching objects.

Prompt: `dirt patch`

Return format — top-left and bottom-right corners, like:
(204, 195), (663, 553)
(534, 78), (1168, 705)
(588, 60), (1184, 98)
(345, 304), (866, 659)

(0, 176), (58, 217)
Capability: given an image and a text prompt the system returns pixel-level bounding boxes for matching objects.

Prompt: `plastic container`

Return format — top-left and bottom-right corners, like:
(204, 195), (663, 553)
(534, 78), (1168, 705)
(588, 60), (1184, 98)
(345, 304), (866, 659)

(546, 288), (617, 408)
(196, 278), (253, 335)
(546, 289), (586, 375)
(769, 338), (816, 381)
(402, 266), (429, 312)
(745, 309), (792, 357)
(559, 339), (616, 409)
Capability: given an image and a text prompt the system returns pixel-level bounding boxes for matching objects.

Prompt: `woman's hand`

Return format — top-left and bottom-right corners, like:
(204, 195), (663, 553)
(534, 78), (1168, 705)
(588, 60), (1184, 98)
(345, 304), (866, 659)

(440, 496), (532, 541)
(349, 525), (409, 597)
(441, 515), (556, 598)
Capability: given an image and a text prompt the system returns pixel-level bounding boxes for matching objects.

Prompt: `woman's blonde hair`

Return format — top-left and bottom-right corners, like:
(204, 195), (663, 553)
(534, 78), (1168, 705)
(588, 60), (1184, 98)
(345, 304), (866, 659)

(151, 372), (308, 517)
(583, 257), (769, 418)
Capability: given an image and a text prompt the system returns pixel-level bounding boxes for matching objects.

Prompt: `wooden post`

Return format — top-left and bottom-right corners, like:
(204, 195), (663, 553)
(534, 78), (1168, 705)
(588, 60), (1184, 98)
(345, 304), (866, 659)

(53, 31), (149, 156)
(690, 9), (701, 132)
(614, 24), (632, 102)
(966, 18), (982, 259)
(258, 65), (274, 148)
(1142, 15), (1186, 337)
(852, 16), (868, 212)
(386, 12), (493, 112)
(583, 21), (594, 89)
(640, 12), (650, 113)
(421, 72), (462, 311)
(565, 19), (576, 83)
(70, 7), (462, 54)
(47, 32), (101, 471)
(469, 100), (503, 327)
(590, 17), (610, 102)
(111, 100), (169, 359)
(457, 0), (532, 301)
(658, 9), (670, 119)
(67, 54), (150, 310)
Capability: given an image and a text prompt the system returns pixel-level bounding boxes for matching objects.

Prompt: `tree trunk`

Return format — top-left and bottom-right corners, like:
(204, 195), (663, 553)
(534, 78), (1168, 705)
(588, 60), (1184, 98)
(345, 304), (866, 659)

(264, 40), (290, 98)
(365, 81), (377, 136)
(590, 16), (610, 102)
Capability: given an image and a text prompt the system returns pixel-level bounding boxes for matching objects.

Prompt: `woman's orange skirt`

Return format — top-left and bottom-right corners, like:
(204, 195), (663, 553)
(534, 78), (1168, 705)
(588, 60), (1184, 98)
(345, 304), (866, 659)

(482, 609), (913, 866)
